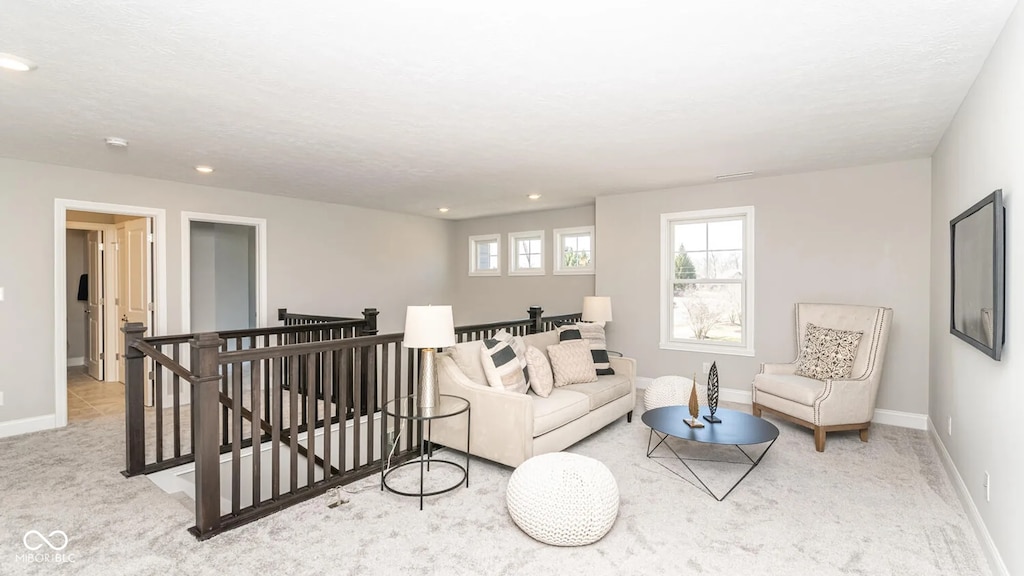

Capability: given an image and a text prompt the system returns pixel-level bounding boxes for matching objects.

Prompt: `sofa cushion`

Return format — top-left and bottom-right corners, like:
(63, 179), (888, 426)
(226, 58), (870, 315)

(559, 374), (631, 411)
(753, 373), (825, 406)
(450, 340), (487, 385)
(795, 323), (863, 381)
(547, 340), (598, 386)
(525, 345), (554, 398)
(557, 323), (614, 375)
(521, 330), (558, 360)
(531, 389), (590, 437)
(481, 337), (530, 394)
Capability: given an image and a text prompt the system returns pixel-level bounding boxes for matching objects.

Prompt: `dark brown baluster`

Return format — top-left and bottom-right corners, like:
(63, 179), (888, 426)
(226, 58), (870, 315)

(172, 344), (181, 458)
(306, 353), (316, 487)
(271, 356), (282, 500)
(231, 362), (242, 515)
(353, 348), (362, 469)
(251, 359), (261, 507)
(155, 362), (164, 462)
(289, 353), (299, 493)
(322, 346), (332, 479)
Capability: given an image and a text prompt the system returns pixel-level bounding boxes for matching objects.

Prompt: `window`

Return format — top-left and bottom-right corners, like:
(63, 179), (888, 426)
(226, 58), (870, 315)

(469, 234), (501, 276)
(553, 226), (595, 275)
(509, 230), (544, 275)
(660, 207), (754, 356)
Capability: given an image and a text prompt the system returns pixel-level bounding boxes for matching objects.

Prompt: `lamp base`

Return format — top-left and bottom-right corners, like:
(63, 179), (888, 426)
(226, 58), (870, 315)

(417, 348), (440, 410)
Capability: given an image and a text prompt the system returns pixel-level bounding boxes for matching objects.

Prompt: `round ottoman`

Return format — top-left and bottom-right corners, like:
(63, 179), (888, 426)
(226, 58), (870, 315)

(644, 375), (695, 411)
(506, 452), (619, 546)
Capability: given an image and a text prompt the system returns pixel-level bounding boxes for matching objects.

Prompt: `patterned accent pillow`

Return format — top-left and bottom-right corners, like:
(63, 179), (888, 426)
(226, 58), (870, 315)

(480, 337), (530, 394)
(557, 323), (614, 375)
(795, 323), (864, 381)
(546, 339), (598, 386)
(525, 346), (554, 398)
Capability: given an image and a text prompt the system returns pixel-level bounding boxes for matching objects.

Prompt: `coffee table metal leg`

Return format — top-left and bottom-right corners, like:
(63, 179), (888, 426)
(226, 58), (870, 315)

(646, 436), (777, 501)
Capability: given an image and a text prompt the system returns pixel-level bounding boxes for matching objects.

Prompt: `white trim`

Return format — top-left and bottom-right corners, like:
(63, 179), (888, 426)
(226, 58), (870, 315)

(553, 226), (596, 275)
(928, 420), (1009, 576)
(873, 408), (927, 430)
(507, 230), (545, 276)
(67, 357), (85, 367)
(468, 234), (501, 276)
(0, 414), (57, 439)
(180, 211), (269, 334)
(719, 387), (753, 405)
(55, 199), (167, 430)
(66, 221), (118, 382)
(659, 206), (755, 356)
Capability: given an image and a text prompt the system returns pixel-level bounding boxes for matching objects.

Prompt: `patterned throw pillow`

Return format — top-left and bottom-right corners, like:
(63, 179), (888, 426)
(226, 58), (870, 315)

(480, 336), (530, 394)
(525, 346), (554, 397)
(547, 339), (599, 386)
(557, 323), (614, 375)
(795, 323), (863, 381)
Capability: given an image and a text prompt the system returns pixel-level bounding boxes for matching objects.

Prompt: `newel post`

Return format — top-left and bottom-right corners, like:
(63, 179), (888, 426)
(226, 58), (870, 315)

(123, 322), (147, 477)
(190, 332), (223, 538)
(360, 308), (379, 336)
(528, 306), (544, 334)
(277, 308), (288, 322)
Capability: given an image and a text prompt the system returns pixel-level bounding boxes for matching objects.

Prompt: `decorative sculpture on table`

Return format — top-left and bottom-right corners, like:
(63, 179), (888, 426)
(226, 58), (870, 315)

(684, 375), (704, 428)
(703, 361), (721, 424)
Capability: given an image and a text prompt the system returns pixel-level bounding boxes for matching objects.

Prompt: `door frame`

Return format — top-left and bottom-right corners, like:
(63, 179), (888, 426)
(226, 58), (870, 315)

(180, 212), (268, 334)
(54, 199), (167, 428)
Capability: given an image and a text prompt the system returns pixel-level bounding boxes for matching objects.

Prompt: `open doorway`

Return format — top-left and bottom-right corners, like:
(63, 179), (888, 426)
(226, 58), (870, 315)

(54, 200), (166, 428)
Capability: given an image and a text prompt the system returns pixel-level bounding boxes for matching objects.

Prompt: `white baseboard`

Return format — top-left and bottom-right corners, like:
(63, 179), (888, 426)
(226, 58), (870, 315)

(67, 356), (85, 367)
(928, 419), (1008, 576)
(0, 414), (58, 439)
(873, 408), (927, 430)
(720, 387), (752, 405)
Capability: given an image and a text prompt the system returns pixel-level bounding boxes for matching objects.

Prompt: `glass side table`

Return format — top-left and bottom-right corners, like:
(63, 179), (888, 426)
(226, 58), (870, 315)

(380, 394), (470, 510)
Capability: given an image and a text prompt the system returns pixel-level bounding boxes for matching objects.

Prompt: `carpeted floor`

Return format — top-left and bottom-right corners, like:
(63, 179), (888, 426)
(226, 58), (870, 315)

(0, 399), (991, 576)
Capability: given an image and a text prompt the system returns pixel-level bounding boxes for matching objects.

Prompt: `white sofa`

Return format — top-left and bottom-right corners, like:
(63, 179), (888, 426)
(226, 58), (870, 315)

(430, 329), (637, 468)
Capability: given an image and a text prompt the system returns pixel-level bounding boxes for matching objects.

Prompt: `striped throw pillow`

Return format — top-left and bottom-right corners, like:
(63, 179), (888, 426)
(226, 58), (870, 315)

(557, 323), (614, 375)
(480, 337), (530, 394)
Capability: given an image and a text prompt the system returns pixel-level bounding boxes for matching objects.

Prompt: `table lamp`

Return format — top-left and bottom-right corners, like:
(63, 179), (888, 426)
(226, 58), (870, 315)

(582, 296), (613, 325)
(403, 305), (456, 409)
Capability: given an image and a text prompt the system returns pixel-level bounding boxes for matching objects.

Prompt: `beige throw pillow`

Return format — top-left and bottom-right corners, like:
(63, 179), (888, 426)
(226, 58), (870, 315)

(795, 323), (863, 381)
(525, 346), (554, 397)
(547, 340), (598, 386)
(480, 336), (530, 394)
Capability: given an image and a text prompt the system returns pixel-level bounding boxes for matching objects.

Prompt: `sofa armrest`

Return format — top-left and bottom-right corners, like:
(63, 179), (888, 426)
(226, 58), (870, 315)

(432, 354), (534, 467)
(759, 362), (798, 376)
(609, 356), (637, 384)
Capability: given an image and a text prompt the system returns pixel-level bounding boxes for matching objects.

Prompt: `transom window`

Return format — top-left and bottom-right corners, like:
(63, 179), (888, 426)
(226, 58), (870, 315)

(660, 207), (754, 356)
(509, 231), (544, 275)
(469, 234), (501, 276)
(554, 226), (595, 275)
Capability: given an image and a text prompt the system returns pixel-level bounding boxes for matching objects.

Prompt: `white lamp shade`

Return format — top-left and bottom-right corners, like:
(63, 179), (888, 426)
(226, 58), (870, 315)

(582, 296), (613, 323)
(403, 305), (457, 348)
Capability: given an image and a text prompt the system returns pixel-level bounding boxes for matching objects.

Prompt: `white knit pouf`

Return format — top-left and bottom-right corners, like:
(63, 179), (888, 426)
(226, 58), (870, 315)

(506, 452), (619, 546)
(644, 375), (694, 411)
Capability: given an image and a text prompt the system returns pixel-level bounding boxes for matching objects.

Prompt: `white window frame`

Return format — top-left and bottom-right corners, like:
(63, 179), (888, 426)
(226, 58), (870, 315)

(508, 230), (545, 276)
(553, 226), (595, 275)
(659, 206), (755, 357)
(468, 233), (501, 276)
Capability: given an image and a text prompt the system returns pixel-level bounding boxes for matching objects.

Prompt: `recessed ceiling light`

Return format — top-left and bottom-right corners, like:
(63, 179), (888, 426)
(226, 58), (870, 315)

(194, 165), (214, 174)
(104, 137), (129, 148)
(715, 171), (755, 180)
(438, 207), (450, 213)
(527, 194), (542, 200)
(0, 53), (38, 72)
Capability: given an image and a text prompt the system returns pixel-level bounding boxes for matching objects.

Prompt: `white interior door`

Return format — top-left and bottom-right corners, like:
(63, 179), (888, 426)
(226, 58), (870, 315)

(86, 230), (104, 380)
(116, 217), (153, 384)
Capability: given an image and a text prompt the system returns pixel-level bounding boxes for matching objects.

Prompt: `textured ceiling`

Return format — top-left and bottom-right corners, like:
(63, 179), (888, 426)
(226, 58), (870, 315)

(0, 1), (1017, 219)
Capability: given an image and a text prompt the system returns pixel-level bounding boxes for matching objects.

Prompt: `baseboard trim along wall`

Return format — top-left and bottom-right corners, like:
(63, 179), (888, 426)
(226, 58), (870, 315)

(636, 377), (927, 430)
(928, 419), (1009, 576)
(67, 356), (85, 367)
(0, 414), (57, 439)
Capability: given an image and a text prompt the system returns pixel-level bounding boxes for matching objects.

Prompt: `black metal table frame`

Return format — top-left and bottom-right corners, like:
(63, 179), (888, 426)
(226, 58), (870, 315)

(645, 429), (776, 502)
(380, 394), (471, 510)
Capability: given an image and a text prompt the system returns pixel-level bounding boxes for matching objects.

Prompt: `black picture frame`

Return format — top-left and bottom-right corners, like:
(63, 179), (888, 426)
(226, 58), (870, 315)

(949, 189), (1005, 360)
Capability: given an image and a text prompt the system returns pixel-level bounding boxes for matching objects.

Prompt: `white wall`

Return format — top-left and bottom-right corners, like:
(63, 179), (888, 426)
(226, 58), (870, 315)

(448, 205), (596, 324)
(0, 158), (453, 425)
(597, 160), (932, 415)
(65, 230), (88, 361)
(930, 3), (1022, 574)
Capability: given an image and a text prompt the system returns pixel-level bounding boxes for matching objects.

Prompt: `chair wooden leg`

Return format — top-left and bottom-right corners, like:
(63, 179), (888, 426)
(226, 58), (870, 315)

(859, 428), (869, 443)
(814, 427), (826, 452)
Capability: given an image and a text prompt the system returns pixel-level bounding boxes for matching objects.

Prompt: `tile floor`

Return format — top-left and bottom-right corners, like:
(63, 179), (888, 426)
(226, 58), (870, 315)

(67, 366), (125, 421)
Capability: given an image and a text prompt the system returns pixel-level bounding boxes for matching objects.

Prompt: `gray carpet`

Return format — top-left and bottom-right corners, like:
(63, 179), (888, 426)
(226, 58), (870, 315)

(0, 400), (991, 576)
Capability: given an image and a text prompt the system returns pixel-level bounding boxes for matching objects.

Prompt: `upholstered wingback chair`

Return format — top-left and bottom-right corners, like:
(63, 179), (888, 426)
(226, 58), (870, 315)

(752, 303), (893, 452)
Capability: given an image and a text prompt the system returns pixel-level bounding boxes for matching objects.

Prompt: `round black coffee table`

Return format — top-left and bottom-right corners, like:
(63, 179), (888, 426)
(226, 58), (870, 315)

(642, 406), (779, 501)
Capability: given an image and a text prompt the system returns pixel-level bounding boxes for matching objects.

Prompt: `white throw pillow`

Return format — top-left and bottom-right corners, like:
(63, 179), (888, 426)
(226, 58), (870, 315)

(480, 336), (530, 394)
(525, 346), (554, 398)
(547, 339), (598, 386)
(450, 340), (487, 385)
